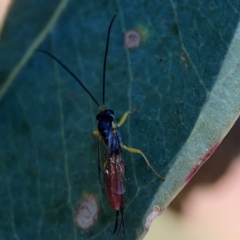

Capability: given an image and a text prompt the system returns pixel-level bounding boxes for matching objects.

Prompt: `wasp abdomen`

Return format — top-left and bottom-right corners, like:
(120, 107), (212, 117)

(106, 157), (125, 210)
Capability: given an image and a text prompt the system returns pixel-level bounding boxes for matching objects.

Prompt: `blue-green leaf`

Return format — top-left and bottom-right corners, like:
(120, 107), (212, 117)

(1, 1), (240, 239)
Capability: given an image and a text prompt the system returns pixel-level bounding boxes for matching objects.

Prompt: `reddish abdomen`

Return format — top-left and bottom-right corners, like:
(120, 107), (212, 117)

(106, 157), (125, 210)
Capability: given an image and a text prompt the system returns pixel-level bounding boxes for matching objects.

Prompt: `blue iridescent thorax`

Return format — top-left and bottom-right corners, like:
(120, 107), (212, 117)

(96, 109), (122, 154)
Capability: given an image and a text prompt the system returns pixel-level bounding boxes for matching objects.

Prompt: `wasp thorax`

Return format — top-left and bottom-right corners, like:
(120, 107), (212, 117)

(96, 110), (115, 138)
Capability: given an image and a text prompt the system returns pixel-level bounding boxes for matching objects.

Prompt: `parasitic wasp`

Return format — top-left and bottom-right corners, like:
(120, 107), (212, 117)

(36, 14), (164, 235)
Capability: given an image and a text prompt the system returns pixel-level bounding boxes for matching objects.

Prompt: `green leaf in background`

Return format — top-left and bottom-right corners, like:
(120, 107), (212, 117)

(1, 0), (240, 239)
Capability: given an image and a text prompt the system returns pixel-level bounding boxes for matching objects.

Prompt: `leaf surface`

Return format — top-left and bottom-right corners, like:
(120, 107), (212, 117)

(1, 1), (240, 239)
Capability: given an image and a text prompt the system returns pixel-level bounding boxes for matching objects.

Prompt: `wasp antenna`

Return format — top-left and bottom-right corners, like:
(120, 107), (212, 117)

(36, 49), (100, 107)
(102, 14), (117, 106)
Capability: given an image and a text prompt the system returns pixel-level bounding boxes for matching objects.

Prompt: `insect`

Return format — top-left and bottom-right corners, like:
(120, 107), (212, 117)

(36, 14), (164, 235)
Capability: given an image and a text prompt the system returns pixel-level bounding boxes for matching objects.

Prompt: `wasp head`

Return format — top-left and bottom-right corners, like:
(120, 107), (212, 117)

(96, 110), (115, 121)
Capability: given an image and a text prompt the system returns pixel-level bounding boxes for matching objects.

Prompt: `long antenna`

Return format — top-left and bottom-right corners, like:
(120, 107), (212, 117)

(102, 14), (117, 106)
(36, 50), (100, 107)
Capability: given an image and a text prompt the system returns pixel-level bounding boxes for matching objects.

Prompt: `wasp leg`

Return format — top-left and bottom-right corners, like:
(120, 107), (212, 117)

(113, 210), (119, 234)
(117, 111), (133, 127)
(93, 130), (107, 195)
(117, 198), (125, 235)
(121, 144), (164, 181)
(97, 143), (106, 196)
(93, 130), (99, 136)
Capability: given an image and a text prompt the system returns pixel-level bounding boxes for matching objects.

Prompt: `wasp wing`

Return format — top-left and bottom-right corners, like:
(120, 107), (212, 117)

(107, 128), (126, 195)
(96, 134), (109, 196)
(95, 129), (126, 196)
(106, 155), (126, 195)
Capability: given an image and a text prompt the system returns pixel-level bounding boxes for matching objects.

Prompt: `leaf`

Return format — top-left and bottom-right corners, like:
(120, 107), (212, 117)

(1, 1), (240, 239)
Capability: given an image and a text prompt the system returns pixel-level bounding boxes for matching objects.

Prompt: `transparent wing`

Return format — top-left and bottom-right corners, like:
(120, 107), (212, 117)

(107, 155), (126, 195)
(95, 129), (126, 196)
(108, 128), (126, 195)
(96, 134), (109, 196)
